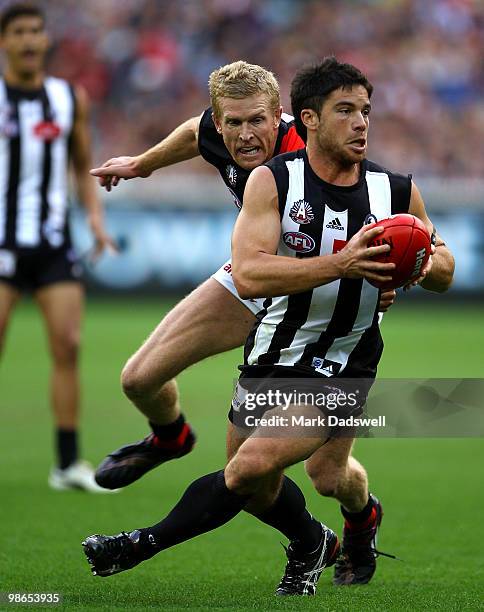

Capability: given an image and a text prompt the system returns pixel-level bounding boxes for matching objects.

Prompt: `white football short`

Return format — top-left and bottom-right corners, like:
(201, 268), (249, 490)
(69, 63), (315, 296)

(211, 259), (265, 316)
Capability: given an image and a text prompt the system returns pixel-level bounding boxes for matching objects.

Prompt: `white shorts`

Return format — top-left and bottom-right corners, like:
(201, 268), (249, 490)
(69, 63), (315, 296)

(211, 259), (266, 316)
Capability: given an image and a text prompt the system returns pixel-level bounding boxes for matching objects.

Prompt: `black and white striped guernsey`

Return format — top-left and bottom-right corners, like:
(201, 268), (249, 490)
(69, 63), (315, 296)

(0, 77), (76, 250)
(244, 149), (412, 379)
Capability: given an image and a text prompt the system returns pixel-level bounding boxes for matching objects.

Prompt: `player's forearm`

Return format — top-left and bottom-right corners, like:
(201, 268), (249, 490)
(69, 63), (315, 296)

(233, 252), (343, 298)
(136, 117), (200, 176)
(420, 246), (455, 293)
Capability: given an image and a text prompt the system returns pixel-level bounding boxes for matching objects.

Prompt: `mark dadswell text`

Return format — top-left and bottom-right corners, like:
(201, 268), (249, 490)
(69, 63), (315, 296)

(244, 415), (386, 428)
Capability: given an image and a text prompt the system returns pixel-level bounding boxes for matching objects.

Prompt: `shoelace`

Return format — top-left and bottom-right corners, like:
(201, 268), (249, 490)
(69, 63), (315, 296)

(340, 525), (400, 563)
(279, 543), (323, 588)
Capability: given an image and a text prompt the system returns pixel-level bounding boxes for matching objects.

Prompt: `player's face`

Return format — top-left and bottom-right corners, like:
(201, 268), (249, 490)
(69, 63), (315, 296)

(316, 85), (371, 166)
(213, 94), (282, 170)
(1, 16), (48, 78)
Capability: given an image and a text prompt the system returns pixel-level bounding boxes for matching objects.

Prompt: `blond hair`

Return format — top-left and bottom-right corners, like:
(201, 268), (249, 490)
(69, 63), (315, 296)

(209, 61), (280, 118)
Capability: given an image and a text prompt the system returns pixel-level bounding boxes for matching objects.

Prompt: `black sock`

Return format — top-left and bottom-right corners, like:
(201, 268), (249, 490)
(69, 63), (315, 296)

(149, 414), (186, 440)
(254, 476), (322, 552)
(341, 495), (374, 523)
(137, 470), (248, 557)
(56, 429), (78, 470)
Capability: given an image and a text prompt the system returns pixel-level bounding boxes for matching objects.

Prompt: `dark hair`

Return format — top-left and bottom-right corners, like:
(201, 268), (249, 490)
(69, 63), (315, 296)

(290, 56), (373, 142)
(0, 3), (44, 34)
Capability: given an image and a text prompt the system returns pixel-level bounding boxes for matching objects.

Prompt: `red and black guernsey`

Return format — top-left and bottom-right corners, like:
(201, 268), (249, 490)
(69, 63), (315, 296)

(197, 108), (303, 209)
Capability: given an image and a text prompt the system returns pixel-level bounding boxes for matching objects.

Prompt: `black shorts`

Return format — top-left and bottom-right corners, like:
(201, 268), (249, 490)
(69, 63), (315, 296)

(0, 246), (83, 292)
(229, 364), (373, 436)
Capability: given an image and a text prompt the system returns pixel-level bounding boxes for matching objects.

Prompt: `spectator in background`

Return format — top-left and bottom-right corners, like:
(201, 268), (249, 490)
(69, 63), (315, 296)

(36, 0), (483, 178)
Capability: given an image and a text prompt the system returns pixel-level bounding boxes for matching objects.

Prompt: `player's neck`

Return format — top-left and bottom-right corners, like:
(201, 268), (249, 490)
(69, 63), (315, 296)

(4, 66), (44, 90)
(306, 147), (360, 186)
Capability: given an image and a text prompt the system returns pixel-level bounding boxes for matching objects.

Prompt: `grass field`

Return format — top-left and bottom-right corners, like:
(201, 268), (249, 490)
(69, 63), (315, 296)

(1, 298), (483, 611)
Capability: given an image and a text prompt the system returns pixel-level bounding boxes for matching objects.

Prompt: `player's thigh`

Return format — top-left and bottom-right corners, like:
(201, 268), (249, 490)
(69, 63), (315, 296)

(35, 282), (84, 359)
(128, 278), (256, 378)
(304, 436), (355, 481)
(0, 282), (21, 345)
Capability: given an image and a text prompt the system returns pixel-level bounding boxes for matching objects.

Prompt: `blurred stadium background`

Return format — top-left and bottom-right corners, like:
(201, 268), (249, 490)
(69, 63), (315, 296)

(1, 0), (483, 610)
(0, 0), (479, 295)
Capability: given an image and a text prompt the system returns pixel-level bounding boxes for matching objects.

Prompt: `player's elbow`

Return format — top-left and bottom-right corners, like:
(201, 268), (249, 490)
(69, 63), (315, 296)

(232, 261), (261, 299)
(233, 275), (258, 300)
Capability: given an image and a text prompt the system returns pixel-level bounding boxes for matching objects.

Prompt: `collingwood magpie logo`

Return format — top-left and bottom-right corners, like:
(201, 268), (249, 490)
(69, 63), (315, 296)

(326, 217), (344, 230)
(226, 165), (237, 186)
(364, 213), (378, 225)
(289, 200), (314, 225)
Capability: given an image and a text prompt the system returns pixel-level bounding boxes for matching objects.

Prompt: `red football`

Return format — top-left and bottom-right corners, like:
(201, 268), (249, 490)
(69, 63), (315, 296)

(368, 214), (431, 290)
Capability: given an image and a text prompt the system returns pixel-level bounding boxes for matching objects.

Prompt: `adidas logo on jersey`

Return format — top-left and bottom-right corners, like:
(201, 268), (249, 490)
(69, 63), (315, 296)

(326, 217), (344, 231)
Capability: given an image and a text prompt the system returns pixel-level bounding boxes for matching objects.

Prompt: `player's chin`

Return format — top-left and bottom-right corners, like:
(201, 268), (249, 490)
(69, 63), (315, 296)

(235, 150), (265, 170)
(345, 148), (366, 164)
(18, 61), (42, 77)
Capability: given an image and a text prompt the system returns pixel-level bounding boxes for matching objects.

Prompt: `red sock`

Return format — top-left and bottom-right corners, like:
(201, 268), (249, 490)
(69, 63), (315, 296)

(151, 423), (192, 451)
(344, 506), (377, 531)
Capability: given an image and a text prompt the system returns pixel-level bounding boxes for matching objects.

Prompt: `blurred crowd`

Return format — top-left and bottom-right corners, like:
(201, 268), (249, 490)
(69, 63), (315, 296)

(4, 0), (484, 178)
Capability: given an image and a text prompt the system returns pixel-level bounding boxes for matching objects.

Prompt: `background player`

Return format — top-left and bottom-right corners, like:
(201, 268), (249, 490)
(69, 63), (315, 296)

(83, 57), (454, 594)
(0, 4), (116, 491)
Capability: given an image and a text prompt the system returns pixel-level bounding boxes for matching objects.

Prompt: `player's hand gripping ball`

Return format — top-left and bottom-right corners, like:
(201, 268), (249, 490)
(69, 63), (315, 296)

(368, 214), (431, 290)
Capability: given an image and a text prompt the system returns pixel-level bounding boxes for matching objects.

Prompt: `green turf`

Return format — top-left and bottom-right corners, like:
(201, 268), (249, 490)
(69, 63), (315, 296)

(0, 298), (483, 611)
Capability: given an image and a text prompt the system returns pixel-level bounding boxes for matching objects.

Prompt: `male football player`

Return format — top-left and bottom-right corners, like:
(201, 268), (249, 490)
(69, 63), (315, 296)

(83, 58), (454, 593)
(91, 61), (396, 585)
(0, 4), (116, 491)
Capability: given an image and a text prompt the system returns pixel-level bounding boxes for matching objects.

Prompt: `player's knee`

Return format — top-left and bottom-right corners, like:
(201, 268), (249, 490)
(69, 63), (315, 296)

(120, 357), (167, 402)
(51, 329), (80, 367)
(311, 476), (339, 498)
(121, 360), (150, 400)
(306, 462), (342, 498)
(225, 449), (276, 494)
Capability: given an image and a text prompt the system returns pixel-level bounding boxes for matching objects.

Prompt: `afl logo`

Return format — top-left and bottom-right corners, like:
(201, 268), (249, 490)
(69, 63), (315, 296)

(283, 231), (315, 253)
(289, 199), (314, 225)
(364, 213), (378, 225)
(226, 165), (237, 186)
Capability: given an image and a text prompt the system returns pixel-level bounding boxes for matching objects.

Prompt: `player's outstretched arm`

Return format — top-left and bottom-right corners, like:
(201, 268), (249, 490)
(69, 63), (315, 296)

(406, 182), (455, 292)
(90, 115), (202, 191)
(232, 167), (395, 298)
(71, 86), (117, 257)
